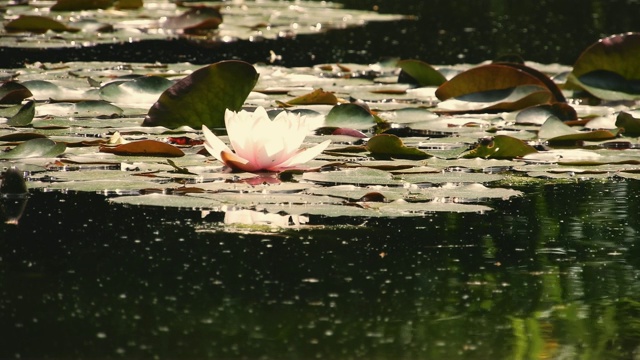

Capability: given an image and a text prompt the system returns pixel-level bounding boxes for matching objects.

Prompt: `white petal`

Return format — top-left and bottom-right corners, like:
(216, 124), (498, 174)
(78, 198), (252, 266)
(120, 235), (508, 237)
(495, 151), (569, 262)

(275, 139), (331, 169)
(202, 124), (232, 163)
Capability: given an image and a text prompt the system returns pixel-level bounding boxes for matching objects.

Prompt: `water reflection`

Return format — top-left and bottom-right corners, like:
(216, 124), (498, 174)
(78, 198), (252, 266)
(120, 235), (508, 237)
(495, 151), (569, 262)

(1, 181), (640, 358)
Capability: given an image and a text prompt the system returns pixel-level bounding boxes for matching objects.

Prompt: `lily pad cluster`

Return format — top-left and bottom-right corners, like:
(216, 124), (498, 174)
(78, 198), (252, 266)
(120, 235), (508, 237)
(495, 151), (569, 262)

(0, 0), (407, 49)
(2, 32), (640, 226)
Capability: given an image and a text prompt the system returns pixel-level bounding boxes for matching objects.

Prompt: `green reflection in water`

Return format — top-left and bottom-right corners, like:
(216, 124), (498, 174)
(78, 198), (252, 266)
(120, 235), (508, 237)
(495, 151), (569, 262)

(1, 180), (639, 359)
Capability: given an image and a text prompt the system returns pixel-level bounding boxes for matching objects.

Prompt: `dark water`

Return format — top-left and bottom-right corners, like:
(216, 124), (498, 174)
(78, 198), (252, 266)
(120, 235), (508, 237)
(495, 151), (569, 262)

(1, 180), (640, 359)
(2, 0), (640, 67)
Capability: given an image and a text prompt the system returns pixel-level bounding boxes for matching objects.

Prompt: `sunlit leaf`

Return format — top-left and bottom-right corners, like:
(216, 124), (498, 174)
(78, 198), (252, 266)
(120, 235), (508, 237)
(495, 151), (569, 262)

(99, 140), (185, 157)
(463, 135), (537, 159)
(280, 88), (339, 106)
(100, 76), (173, 105)
(324, 103), (376, 129)
(397, 59), (446, 87)
(512, 103), (577, 125)
(50, 0), (113, 10)
(0, 138), (66, 159)
(161, 5), (223, 33)
(7, 100), (35, 127)
(436, 85), (553, 112)
(143, 61), (259, 129)
(568, 32), (640, 100)
(616, 111), (640, 137)
(366, 134), (431, 160)
(0, 82), (33, 104)
(435, 63), (559, 103)
(4, 15), (80, 34)
(538, 116), (618, 142)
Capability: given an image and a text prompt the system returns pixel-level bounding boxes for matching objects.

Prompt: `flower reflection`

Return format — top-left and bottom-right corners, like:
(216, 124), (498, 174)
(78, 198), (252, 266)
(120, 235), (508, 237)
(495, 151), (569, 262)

(224, 208), (309, 227)
(203, 107), (330, 172)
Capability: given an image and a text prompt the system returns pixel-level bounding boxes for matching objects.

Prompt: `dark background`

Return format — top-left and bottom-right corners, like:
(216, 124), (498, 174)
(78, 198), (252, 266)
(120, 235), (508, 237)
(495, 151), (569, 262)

(1, 0), (640, 68)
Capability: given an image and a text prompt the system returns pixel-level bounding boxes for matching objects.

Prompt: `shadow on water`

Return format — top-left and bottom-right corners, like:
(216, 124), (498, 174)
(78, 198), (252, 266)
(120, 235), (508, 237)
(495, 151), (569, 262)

(1, 179), (640, 359)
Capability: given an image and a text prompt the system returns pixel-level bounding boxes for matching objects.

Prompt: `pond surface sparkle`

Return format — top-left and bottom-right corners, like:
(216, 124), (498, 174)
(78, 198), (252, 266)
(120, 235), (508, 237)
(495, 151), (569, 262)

(1, 180), (639, 359)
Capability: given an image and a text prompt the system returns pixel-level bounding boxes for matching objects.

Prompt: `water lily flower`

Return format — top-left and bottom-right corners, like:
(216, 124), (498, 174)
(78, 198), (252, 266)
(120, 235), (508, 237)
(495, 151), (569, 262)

(203, 107), (331, 172)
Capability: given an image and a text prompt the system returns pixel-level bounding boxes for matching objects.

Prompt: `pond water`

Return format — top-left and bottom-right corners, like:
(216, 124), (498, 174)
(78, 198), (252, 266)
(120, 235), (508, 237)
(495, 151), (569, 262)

(2, 0), (640, 359)
(1, 180), (640, 359)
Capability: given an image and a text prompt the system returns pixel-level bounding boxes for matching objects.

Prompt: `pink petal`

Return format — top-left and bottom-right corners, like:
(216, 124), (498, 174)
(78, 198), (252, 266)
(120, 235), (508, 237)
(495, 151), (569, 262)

(202, 124), (232, 163)
(273, 140), (331, 170)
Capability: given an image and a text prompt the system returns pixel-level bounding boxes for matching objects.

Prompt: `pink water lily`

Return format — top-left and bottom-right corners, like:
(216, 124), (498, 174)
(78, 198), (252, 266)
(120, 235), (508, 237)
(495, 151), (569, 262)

(202, 107), (331, 172)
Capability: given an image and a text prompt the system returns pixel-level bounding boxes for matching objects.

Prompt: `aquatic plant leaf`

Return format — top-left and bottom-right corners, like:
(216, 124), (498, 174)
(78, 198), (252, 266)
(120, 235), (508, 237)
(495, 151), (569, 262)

(539, 116), (618, 142)
(4, 15), (80, 34)
(0, 82), (33, 104)
(99, 140), (184, 157)
(568, 32), (640, 100)
(463, 135), (537, 159)
(143, 61), (259, 129)
(37, 100), (123, 118)
(366, 134), (431, 160)
(396, 59), (446, 87)
(114, 0), (142, 10)
(161, 5), (223, 32)
(616, 112), (640, 137)
(7, 100), (35, 127)
(513, 103), (577, 125)
(50, 0), (113, 10)
(0, 138), (66, 159)
(435, 63), (556, 103)
(282, 88), (339, 106)
(303, 167), (405, 186)
(324, 103), (376, 129)
(100, 76), (173, 105)
(436, 85), (553, 112)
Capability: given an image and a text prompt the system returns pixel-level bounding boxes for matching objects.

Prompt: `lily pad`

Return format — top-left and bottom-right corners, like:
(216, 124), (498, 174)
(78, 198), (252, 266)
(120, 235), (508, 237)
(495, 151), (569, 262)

(7, 100), (35, 127)
(280, 88), (339, 106)
(463, 135), (537, 159)
(50, 0), (114, 11)
(324, 103), (377, 129)
(396, 59), (446, 87)
(435, 63), (559, 104)
(538, 116), (618, 143)
(616, 111), (640, 137)
(100, 76), (174, 106)
(366, 134), (431, 160)
(0, 82), (33, 104)
(143, 61), (259, 129)
(0, 138), (66, 159)
(161, 5), (223, 33)
(99, 140), (185, 157)
(4, 15), (80, 34)
(568, 32), (640, 100)
(436, 84), (553, 112)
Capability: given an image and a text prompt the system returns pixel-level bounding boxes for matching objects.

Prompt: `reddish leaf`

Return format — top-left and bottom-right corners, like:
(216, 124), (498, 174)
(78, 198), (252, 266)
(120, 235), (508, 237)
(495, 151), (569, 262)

(99, 140), (184, 157)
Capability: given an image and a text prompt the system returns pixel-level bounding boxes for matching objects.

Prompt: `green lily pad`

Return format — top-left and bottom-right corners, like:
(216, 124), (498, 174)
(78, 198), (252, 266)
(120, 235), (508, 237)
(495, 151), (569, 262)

(568, 32), (640, 100)
(463, 135), (537, 159)
(396, 59), (446, 87)
(0, 138), (66, 159)
(538, 116), (618, 142)
(512, 103), (577, 125)
(162, 5), (223, 33)
(0, 82), (33, 104)
(366, 134), (431, 160)
(324, 103), (377, 129)
(37, 100), (123, 118)
(100, 76), (174, 105)
(143, 61), (259, 129)
(50, 0), (114, 11)
(7, 100), (35, 127)
(4, 15), (80, 34)
(303, 167), (405, 186)
(616, 111), (640, 137)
